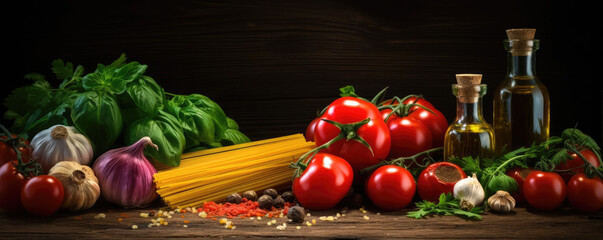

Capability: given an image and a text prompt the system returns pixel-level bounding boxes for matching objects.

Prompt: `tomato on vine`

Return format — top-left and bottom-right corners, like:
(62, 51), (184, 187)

(380, 108), (433, 160)
(365, 165), (416, 210)
(21, 175), (64, 216)
(555, 149), (601, 182)
(566, 173), (603, 213)
(523, 171), (566, 211)
(291, 153), (353, 210)
(381, 96), (448, 147)
(313, 97), (391, 173)
(0, 161), (27, 212)
(1, 134), (32, 165)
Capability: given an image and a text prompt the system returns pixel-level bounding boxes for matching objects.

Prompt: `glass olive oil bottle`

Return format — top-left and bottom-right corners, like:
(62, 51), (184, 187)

(444, 74), (495, 165)
(493, 29), (550, 153)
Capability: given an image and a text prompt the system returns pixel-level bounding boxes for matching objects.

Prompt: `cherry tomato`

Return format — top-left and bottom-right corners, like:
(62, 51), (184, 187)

(523, 171), (566, 211)
(293, 153), (353, 210)
(382, 97), (448, 148)
(0, 162), (27, 212)
(0, 135), (32, 165)
(21, 175), (64, 216)
(314, 97), (391, 173)
(556, 149), (601, 182)
(417, 162), (466, 202)
(567, 173), (603, 213)
(381, 109), (433, 159)
(304, 117), (320, 142)
(366, 165), (416, 210)
(505, 167), (534, 203)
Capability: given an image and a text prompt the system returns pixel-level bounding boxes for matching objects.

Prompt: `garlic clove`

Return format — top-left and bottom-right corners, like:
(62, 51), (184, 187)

(487, 190), (516, 213)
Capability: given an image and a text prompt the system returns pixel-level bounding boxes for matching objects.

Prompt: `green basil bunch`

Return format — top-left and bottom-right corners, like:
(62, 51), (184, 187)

(3, 54), (249, 167)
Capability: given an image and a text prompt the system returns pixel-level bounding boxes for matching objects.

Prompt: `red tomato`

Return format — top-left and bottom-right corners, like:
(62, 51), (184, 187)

(523, 171), (566, 211)
(382, 97), (448, 147)
(556, 149), (601, 182)
(21, 175), (64, 216)
(407, 107), (448, 148)
(0, 162), (27, 212)
(314, 97), (391, 173)
(0, 135), (32, 165)
(381, 109), (433, 159)
(417, 162), (466, 202)
(304, 117), (320, 142)
(293, 153), (353, 210)
(567, 173), (603, 213)
(366, 165), (416, 210)
(505, 167), (534, 203)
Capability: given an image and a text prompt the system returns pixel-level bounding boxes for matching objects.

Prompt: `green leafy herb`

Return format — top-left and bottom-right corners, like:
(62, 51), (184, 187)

(3, 54), (250, 166)
(71, 91), (123, 153)
(407, 193), (484, 220)
(126, 110), (185, 167)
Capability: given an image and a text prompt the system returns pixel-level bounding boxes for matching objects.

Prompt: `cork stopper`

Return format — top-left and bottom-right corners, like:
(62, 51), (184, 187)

(506, 28), (536, 56)
(454, 74), (483, 103)
(506, 29), (536, 40)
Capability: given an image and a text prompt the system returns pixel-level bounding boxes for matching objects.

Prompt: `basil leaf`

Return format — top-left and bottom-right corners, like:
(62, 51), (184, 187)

(71, 91), (123, 153)
(185, 94), (228, 140)
(221, 129), (250, 146)
(125, 76), (164, 116)
(126, 110), (185, 167)
(166, 97), (216, 149)
(226, 117), (239, 130)
(115, 62), (148, 83)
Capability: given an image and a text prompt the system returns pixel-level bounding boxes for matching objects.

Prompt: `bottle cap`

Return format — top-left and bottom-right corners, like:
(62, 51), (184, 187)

(506, 28), (536, 56)
(454, 74), (483, 103)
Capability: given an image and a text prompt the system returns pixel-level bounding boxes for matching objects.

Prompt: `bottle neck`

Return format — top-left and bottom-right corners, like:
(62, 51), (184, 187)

(507, 54), (536, 77)
(455, 100), (484, 123)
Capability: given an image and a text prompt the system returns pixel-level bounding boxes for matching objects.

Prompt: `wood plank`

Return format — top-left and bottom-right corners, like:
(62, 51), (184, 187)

(1, 204), (602, 239)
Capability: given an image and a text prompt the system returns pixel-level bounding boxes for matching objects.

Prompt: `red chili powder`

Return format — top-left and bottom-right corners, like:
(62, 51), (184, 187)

(197, 199), (291, 219)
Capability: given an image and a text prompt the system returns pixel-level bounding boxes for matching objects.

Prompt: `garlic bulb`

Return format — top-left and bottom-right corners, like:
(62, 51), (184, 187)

(31, 125), (93, 173)
(453, 173), (485, 210)
(488, 190), (516, 213)
(48, 161), (100, 211)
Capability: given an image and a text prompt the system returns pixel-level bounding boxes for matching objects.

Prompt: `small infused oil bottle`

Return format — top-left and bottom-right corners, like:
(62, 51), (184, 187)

(493, 29), (550, 153)
(444, 74), (495, 164)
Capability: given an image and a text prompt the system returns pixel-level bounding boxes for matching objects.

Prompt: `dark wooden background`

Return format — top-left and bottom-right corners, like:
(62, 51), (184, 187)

(3, 0), (602, 144)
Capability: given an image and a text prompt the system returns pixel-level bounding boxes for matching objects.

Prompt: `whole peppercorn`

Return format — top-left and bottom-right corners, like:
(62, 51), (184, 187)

(263, 188), (278, 199)
(287, 206), (305, 223)
(226, 193), (242, 204)
(281, 191), (295, 203)
(273, 196), (285, 208)
(258, 195), (274, 209)
(242, 190), (258, 201)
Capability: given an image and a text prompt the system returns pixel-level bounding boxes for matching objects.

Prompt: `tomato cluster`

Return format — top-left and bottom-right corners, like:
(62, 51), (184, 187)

(299, 94), (453, 210)
(506, 149), (603, 213)
(0, 133), (64, 216)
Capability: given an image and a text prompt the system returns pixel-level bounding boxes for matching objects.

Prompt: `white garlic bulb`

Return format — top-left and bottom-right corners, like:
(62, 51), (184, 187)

(31, 125), (93, 173)
(453, 173), (485, 210)
(49, 161), (100, 211)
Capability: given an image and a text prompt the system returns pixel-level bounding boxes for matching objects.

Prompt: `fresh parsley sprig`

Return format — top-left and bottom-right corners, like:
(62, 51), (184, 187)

(407, 193), (484, 220)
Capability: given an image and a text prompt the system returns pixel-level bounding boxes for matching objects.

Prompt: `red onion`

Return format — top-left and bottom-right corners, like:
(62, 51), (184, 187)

(92, 137), (158, 208)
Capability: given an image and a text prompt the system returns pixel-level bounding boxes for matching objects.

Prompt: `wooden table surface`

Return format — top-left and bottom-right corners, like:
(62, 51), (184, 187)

(2, 201), (602, 239)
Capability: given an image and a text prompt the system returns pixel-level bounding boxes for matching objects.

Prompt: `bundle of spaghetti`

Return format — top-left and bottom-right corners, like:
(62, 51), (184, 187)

(153, 134), (315, 209)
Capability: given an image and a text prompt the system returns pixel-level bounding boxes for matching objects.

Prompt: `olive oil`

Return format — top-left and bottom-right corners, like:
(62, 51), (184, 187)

(444, 74), (495, 165)
(493, 29), (550, 153)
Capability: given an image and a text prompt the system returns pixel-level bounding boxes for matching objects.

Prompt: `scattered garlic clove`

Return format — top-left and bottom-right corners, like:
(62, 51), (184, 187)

(488, 190), (516, 213)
